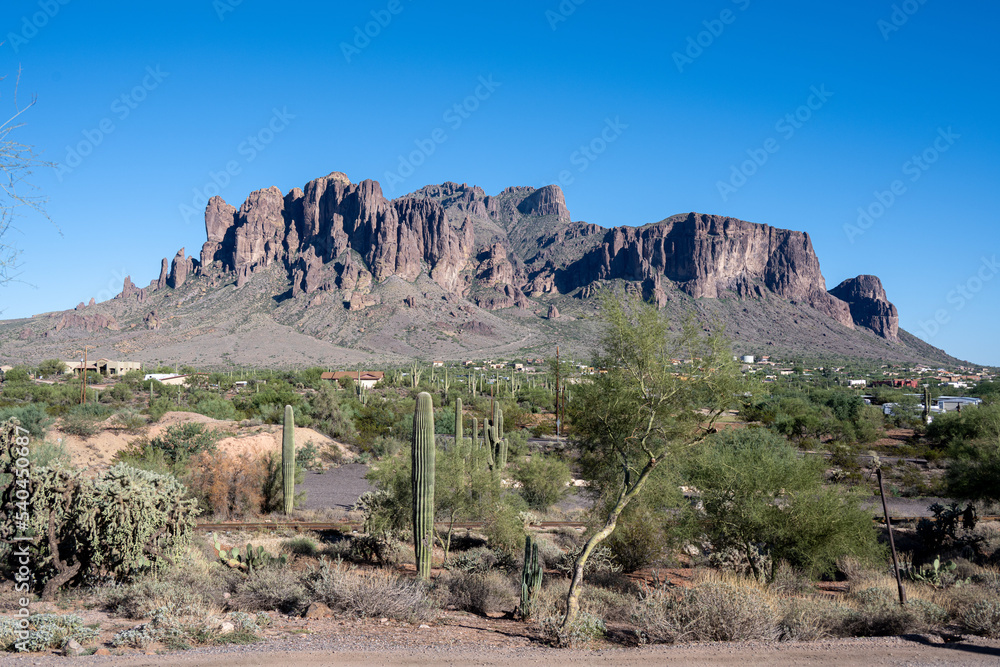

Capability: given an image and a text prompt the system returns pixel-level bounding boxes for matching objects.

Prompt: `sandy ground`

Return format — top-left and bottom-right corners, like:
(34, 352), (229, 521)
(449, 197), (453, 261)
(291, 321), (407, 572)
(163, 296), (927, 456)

(51, 411), (352, 470)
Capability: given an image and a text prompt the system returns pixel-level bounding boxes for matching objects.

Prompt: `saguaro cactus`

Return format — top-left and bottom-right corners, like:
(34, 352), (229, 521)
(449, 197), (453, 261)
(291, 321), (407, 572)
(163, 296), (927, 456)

(471, 417), (478, 450)
(411, 392), (436, 580)
(520, 534), (543, 619)
(282, 405), (295, 514)
(923, 386), (932, 424)
(454, 397), (463, 447)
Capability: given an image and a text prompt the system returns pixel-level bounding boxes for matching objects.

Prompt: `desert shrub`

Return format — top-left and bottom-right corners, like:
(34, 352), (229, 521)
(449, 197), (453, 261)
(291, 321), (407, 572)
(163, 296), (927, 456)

(842, 587), (918, 636)
(446, 546), (498, 573)
(111, 408), (147, 433)
(779, 598), (852, 640)
(632, 580), (780, 644)
(768, 560), (815, 596)
(961, 598), (1000, 637)
(282, 536), (319, 557)
(0, 404), (52, 438)
(186, 451), (265, 520)
(513, 453), (571, 511)
(149, 423), (220, 462)
(27, 439), (70, 468)
(306, 560), (435, 621)
(441, 570), (517, 615)
(60, 413), (101, 438)
(541, 610), (606, 647)
(229, 567), (311, 614)
(0, 613), (99, 652)
(482, 503), (526, 558)
(347, 533), (404, 566)
(685, 427), (884, 578)
(102, 578), (211, 620)
(604, 500), (670, 573)
(2, 460), (199, 598)
(106, 382), (134, 402)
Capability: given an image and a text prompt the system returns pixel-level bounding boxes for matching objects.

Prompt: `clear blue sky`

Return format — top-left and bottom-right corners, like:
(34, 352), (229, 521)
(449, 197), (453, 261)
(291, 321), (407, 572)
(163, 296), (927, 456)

(2, 0), (998, 365)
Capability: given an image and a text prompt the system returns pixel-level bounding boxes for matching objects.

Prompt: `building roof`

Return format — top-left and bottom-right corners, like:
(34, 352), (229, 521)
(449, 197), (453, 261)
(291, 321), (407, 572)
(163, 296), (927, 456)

(324, 371), (385, 381)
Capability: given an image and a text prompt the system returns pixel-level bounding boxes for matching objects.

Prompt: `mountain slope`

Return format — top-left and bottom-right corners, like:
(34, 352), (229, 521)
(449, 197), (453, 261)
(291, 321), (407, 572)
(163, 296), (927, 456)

(0, 171), (969, 368)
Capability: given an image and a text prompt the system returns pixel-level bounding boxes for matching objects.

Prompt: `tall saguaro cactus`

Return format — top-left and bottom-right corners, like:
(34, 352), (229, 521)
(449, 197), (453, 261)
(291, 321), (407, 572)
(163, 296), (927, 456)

(923, 386), (932, 425)
(282, 405), (295, 514)
(454, 397), (463, 447)
(411, 392), (436, 580)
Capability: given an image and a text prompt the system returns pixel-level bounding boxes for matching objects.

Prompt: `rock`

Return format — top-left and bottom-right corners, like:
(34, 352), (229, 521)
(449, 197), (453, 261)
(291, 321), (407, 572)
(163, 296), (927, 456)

(419, 624), (431, 629)
(305, 602), (333, 619)
(88, 297), (96, 306)
(94, 648), (112, 656)
(168, 248), (195, 289)
(516, 184), (571, 222)
(62, 639), (83, 656)
(218, 621), (236, 633)
(75, 302), (86, 310)
(829, 275), (900, 341)
(54, 312), (119, 333)
(547, 304), (560, 319)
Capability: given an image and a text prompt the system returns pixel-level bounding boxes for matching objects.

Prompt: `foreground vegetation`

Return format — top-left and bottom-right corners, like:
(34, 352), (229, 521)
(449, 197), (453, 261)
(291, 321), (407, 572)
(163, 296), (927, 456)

(1, 292), (999, 653)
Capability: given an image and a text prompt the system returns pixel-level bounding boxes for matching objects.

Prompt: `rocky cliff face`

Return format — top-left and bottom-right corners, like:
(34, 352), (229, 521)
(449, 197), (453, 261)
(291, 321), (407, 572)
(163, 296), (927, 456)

(124, 171), (900, 341)
(548, 213), (854, 328)
(829, 275), (900, 342)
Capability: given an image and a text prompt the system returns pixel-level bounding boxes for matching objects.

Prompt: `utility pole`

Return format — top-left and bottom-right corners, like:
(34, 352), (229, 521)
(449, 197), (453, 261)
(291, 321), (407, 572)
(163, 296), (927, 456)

(555, 345), (561, 437)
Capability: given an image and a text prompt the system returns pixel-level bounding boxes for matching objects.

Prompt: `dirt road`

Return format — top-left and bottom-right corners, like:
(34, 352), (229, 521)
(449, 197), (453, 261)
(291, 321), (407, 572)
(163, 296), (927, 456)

(7, 635), (1000, 666)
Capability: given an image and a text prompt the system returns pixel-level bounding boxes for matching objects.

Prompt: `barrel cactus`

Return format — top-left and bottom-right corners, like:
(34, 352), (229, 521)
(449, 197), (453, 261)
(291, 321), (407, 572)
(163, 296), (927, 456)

(411, 392), (436, 579)
(282, 405), (295, 514)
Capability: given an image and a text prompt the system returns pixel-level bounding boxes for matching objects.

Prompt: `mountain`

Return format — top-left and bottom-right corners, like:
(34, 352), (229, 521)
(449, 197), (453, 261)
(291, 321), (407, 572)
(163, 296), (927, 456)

(0, 171), (966, 368)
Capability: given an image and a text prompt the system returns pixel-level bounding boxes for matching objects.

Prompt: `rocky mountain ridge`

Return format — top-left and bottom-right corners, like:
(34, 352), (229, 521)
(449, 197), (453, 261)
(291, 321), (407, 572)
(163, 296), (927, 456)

(141, 171), (898, 342)
(0, 170), (941, 367)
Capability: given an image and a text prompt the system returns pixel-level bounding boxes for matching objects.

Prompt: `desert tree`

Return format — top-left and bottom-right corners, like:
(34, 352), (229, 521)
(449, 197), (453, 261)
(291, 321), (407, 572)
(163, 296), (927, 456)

(0, 65), (54, 287)
(561, 289), (748, 632)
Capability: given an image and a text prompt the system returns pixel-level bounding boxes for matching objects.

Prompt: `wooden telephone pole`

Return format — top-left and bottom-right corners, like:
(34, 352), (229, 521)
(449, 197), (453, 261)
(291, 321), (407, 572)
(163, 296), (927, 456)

(555, 345), (561, 437)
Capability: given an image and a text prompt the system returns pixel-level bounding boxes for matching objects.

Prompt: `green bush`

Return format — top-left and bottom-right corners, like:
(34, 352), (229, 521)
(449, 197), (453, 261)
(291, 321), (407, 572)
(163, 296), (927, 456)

(149, 423), (221, 463)
(513, 453), (571, 511)
(0, 404), (51, 438)
(685, 427), (884, 578)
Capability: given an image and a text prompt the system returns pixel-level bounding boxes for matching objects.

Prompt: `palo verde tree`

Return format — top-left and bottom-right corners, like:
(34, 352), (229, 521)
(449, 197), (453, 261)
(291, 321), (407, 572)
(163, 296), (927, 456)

(561, 289), (748, 632)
